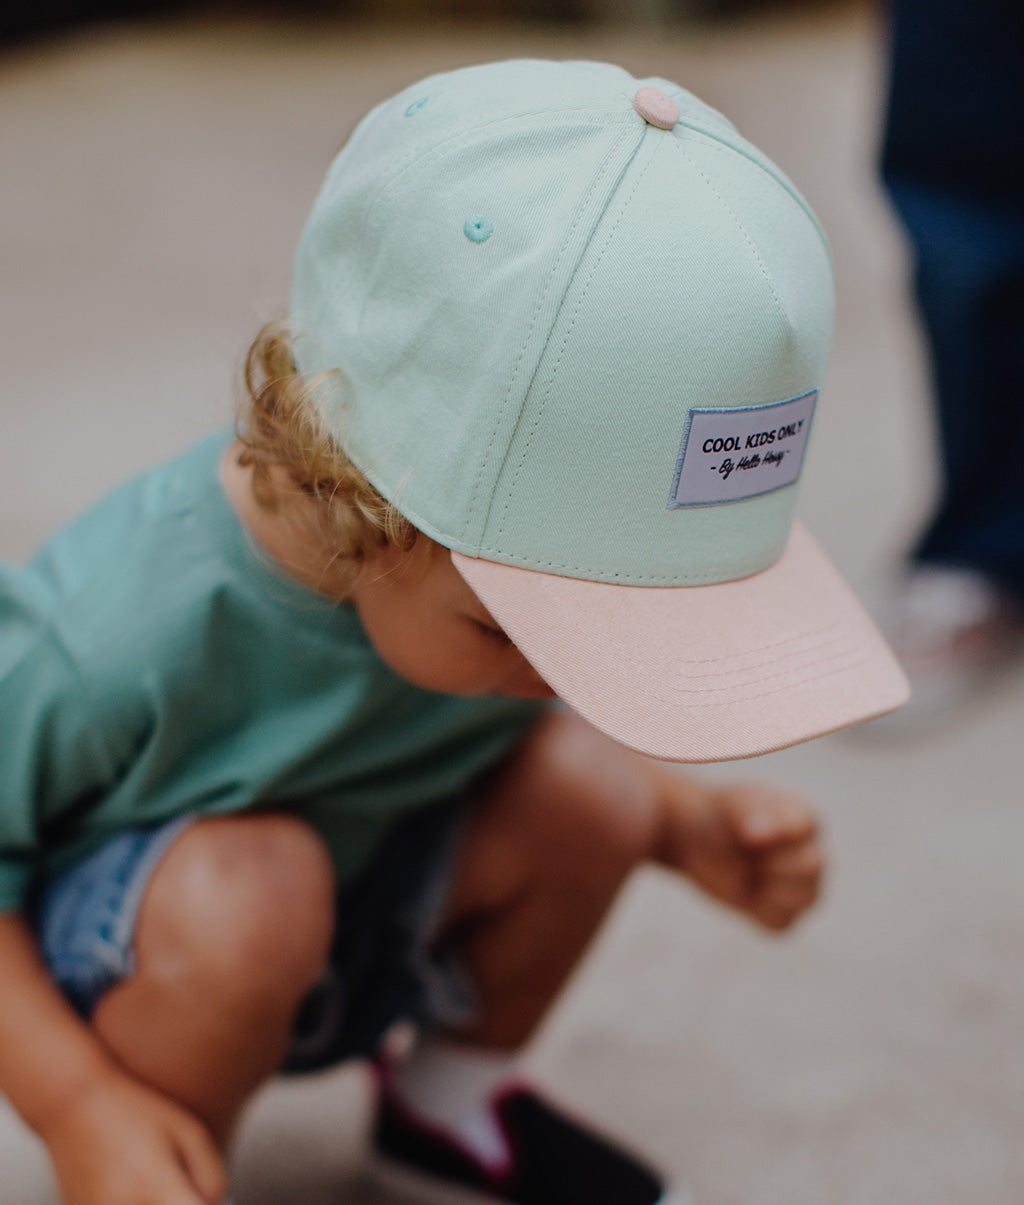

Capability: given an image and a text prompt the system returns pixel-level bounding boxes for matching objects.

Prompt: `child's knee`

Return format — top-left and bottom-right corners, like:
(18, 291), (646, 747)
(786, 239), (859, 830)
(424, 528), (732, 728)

(135, 813), (336, 1000)
(533, 714), (660, 847)
(475, 712), (663, 891)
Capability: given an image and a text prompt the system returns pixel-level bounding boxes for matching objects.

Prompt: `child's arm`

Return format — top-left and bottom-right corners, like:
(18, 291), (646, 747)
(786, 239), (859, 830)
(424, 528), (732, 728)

(0, 914), (226, 1205)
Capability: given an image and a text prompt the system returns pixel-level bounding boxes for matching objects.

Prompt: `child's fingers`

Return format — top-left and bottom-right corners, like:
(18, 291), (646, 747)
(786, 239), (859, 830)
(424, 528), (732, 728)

(753, 842), (824, 911)
(750, 841), (824, 919)
(753, 872), (821, 914)
(757, 839), (825, 884)
(748, 899), (803, 931)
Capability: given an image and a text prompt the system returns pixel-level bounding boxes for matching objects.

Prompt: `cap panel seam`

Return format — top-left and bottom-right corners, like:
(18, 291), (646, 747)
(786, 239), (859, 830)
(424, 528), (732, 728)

(670, 117), (832, 260)
(669, 138), (792, 327)
(346, 109), (633, 334)
(469, 549), (783, 584)
(363, 107), (635, 232)
(491, 137), (658, 542)
(407, 497), (786, 582)
(464, 122), (638, 544)
(693, 138), (833, 267)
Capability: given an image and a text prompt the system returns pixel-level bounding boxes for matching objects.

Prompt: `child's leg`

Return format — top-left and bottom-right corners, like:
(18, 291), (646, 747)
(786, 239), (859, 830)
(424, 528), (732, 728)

(437, 709), (669, 1049)
(438, 708), (821, 1048)
(376, 711), (819, 1204)
(91, 813), (336, 1147)
(375, 711), (694, 1203)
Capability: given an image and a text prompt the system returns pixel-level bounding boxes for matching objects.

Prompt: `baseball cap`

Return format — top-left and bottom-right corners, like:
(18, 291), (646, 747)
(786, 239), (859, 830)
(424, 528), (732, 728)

(290, 58), (909, 762)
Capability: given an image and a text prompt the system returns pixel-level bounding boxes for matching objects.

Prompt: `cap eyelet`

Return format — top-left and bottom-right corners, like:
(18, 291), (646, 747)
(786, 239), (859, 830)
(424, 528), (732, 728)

(464, 215), (494, 243)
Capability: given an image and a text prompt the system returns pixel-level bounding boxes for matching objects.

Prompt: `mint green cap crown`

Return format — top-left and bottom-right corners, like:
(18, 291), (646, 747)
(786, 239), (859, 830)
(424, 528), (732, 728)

(290, 58), (834, 587)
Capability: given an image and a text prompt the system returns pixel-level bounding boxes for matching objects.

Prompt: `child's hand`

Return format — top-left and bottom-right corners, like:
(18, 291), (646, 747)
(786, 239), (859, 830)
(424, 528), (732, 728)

(42, 1069), (226, 1205)
(661, 777), (825, 931)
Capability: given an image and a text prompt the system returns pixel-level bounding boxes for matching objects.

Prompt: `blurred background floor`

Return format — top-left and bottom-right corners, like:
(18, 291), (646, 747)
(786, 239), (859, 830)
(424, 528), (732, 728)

(2, 3), (1024, 1203)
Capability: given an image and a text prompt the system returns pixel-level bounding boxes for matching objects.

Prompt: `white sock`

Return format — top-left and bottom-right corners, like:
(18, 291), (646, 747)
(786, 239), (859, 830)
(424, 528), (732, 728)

(390, 1035), (521, 1168)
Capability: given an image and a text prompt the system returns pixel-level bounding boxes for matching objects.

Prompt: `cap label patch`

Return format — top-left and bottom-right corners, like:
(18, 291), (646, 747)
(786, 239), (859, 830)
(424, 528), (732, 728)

(668, 391), (818, 508)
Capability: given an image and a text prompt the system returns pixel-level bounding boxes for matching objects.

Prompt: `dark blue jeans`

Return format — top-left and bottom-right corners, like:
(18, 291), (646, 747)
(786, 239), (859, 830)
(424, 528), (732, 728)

(881, 0), (1024, 602)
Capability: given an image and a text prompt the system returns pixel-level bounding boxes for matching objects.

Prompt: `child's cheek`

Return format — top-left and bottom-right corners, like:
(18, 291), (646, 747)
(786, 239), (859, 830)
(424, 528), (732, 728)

(361, 614), (509, 696)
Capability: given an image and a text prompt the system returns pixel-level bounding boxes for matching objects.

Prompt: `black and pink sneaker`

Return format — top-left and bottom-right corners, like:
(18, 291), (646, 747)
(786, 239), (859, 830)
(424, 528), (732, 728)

(370, 1072), (692, 1205)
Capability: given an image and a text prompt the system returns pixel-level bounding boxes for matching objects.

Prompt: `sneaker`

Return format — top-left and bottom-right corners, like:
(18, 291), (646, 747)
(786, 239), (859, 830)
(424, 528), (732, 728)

(369, 1070), (691, 1205)
(864, 564), (1024, 732)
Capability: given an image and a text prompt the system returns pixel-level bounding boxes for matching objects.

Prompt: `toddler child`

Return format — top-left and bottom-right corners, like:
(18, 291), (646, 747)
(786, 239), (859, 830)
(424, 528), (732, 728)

(0, 59), (908, 1205)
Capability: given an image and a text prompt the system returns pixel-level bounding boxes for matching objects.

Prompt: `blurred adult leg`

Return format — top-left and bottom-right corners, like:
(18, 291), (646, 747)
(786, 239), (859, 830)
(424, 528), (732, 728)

(882, 0), (1024, 601)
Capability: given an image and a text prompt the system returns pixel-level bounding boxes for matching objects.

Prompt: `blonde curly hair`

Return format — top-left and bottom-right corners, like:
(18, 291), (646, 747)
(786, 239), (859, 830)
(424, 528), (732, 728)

(235, 322), (418, 596)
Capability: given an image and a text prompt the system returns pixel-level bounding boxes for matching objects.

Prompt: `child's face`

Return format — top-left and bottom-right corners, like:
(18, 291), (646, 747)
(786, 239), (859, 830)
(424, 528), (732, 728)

(350, 541), (556, 700)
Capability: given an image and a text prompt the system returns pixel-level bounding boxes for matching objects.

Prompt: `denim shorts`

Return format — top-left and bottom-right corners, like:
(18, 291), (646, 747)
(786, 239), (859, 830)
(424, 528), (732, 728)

(30, 801), (476, 1074)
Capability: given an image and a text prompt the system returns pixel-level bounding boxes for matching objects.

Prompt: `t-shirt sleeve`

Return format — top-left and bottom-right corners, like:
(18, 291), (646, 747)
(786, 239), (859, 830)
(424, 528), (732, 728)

(0, 568), (116, 913)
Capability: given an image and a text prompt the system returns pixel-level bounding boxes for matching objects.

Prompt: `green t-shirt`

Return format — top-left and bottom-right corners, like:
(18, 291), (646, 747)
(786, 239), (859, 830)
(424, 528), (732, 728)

(0, 431), (543, 913)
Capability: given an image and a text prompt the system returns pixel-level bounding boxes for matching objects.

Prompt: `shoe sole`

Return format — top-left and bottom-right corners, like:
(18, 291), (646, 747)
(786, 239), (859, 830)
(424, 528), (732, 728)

(368, 1152), (694, 1205)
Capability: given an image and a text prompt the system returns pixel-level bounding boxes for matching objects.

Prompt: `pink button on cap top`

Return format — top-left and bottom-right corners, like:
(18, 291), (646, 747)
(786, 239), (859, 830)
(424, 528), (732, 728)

(632, 86), (679, 130)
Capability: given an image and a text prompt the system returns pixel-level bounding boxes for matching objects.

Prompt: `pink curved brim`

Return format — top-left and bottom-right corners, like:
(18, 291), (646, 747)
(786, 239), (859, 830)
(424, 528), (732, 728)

(453, 523), (909, 763)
